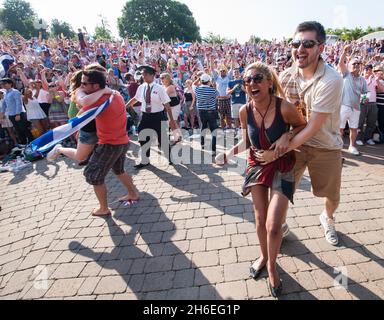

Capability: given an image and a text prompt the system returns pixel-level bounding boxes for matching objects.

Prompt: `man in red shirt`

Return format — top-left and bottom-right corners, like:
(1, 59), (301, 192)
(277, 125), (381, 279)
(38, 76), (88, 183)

(81, 69), (139, 217)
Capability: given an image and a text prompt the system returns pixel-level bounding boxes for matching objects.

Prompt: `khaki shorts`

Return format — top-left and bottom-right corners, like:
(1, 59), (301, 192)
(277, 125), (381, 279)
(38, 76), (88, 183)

(294, 145), (342, 202)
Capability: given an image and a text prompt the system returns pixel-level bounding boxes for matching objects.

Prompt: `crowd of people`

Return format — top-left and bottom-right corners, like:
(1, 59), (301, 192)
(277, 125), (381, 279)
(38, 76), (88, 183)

(0, 28), (383, 154)
(1, 21), (384, 298)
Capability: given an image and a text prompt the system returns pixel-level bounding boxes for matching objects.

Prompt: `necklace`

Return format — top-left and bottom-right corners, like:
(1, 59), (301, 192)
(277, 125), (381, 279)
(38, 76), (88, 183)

(252, 94), (274, 119)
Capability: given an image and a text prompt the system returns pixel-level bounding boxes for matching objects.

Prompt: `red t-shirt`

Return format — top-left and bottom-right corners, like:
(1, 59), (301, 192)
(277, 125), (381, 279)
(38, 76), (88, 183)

(83, 92), (128, 145)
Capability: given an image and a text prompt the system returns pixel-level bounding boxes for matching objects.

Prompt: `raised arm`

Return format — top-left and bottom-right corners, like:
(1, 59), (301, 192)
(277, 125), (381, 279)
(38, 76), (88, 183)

(16, 68), (30, 88)
(40, 69), (49, 91)
(76, 87), (112, 107)
(338, 45), (350, 75)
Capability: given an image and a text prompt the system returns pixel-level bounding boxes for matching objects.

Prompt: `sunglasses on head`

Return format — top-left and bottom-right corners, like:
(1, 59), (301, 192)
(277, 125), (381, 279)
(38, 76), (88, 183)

(290, 39), (322, 49)
(244, 74), (264, 85)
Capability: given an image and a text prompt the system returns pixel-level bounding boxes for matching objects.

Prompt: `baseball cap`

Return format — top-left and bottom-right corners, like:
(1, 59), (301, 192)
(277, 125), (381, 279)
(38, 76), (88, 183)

(200, 74), (212, 83)
(373, 65), (384, 72)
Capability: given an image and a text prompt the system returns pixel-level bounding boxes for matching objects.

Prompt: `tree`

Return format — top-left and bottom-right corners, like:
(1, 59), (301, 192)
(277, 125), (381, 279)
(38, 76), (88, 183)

(326, 26), (384, 41)
(118, 0), (201, 41)
(51, 19), (75, 39)
(249, 36), (261, 44)
(0, 0), (36, 38)
(94, 15), (113, 41)
(203, 33), (229, 45)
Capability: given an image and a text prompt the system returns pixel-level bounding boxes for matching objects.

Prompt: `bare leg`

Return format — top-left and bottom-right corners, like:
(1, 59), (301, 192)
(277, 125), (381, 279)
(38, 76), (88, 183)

(325, 198), (339, 220)
(92, 184), (111, 217)
(117, 173), (140, 201)
(59, 143), (95, 162)
(250, 186), (269, 269)
(349, 128), (358, 148)
(266, 191), (289, 288)
(31, 120), (44, 137)
(6, 127), (17, 145)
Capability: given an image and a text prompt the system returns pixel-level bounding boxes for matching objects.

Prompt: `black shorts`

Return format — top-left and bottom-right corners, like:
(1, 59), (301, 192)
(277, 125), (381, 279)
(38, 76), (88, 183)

(84, 144), (129, 186)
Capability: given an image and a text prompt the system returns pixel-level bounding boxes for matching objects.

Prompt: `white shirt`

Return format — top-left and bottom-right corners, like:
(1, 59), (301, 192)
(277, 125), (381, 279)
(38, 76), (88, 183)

(134, 82), (171, 113)
(34, 89), (50, 104)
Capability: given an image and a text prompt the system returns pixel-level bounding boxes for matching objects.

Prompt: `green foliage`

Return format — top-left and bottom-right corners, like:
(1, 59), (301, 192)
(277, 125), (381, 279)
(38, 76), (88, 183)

(0, 0), (36, 38)
(203, 33), (232, 45)
(51, 19), (75, 39)
(118, 0), (201, 41)
(94, 26), (113, 41)
(326, 26), (384, 41)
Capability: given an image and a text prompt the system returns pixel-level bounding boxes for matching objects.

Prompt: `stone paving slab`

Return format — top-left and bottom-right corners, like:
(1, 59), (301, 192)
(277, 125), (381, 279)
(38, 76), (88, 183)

(0, 141), (383, 300)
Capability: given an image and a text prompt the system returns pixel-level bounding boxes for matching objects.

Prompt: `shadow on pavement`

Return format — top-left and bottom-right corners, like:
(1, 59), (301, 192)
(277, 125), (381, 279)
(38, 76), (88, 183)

(69, 192), (223, 300)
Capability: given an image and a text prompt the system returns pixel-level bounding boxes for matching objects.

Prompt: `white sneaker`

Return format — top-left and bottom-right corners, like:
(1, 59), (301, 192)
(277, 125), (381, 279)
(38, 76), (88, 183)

(320, 213), (339, 246)
(46, 144), (62, 162)
(282, 223), (290, 238)
(355, 140), (364, 146)
(348, 146), (360, 156)
(366, 139), (376, 146)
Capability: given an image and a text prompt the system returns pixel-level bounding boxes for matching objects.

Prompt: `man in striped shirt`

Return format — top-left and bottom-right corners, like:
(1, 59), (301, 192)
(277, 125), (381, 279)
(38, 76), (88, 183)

(193, 74), (219, 154)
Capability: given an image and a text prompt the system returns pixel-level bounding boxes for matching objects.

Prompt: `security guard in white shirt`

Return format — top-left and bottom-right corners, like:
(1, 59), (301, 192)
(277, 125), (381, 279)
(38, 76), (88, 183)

(127, 65), (177, 169)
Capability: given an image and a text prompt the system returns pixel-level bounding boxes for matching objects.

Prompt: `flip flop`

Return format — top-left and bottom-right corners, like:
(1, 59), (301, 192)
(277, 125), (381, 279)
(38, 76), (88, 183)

(92, 209), (112, 217)
(122, 200), (138, 207)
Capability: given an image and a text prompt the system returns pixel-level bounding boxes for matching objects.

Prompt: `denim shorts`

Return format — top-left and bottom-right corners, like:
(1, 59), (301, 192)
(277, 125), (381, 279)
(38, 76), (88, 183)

(79, 130), (98, 145)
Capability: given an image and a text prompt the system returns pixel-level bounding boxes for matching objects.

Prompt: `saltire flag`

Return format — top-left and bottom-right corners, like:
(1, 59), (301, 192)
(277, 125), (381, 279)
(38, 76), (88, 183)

(0, 53), (15, 78)
(30, 93), (115, 154)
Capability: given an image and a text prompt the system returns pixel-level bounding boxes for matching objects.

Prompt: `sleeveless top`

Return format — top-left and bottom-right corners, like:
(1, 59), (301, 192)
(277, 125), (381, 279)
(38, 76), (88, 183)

(246, 97), (296, 188)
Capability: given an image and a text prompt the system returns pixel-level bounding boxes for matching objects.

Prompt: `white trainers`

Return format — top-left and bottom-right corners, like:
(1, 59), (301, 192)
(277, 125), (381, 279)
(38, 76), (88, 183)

(348, 146), (360, 156)
(282, 223), (290, 238)
(46, 144), (62, 162)
(366, 139), (376, 146)
(356, 140), (364, 146)
(320, 212), (339, 246)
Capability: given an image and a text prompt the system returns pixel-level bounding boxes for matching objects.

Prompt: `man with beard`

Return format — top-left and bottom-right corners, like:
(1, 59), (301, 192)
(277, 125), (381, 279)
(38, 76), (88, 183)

(257, 22), (344, 246)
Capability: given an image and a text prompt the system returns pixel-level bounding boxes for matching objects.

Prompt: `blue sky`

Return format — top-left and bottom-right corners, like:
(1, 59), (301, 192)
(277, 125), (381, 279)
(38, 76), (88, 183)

(1, 0), (383, 42)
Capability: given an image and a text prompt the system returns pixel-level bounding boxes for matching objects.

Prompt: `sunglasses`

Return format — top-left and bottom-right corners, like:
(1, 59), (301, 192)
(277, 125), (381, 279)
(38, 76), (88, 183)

(290, 39), (322, 49)
(244, 74), (265, 85)
(81, 82), (95, 86)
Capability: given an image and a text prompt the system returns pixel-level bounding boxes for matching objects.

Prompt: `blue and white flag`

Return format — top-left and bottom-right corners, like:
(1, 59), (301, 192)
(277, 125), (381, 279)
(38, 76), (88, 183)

(175, 42), (192, 50)
(0, 53), (15, 78)
(30, 93), (115, 154)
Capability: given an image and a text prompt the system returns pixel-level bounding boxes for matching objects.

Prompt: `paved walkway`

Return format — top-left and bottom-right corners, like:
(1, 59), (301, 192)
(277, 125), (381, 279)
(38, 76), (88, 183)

(0, 139), (383, 300)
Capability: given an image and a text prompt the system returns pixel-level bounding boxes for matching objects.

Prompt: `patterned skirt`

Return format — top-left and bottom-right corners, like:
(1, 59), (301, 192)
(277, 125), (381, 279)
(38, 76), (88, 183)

(242, 165), (295, 204)
(49, 102), (68, 123)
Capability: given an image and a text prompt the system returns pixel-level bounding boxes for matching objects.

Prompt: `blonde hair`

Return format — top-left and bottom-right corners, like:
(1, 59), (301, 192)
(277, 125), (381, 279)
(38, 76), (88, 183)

(185, 79), (193, 86)
(244, 62), (286, 99)
(160, 73), (173, 85)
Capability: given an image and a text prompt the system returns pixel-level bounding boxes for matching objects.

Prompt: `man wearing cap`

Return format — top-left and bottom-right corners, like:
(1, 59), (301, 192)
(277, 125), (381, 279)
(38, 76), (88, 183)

(193, 73), (219, 155)
(356, 64), (380, 146)
(338, 46), (368, 156)
(127, 65), (176, 169)
(0, 78), (33, 145)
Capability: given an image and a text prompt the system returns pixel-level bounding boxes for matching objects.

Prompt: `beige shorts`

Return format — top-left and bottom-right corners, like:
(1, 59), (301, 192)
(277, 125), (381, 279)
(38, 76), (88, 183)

(294, 145), (343, 202)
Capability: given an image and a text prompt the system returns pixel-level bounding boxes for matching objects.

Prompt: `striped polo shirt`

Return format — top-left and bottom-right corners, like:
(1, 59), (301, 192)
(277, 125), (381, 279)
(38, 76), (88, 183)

(194, 85), (218, 111)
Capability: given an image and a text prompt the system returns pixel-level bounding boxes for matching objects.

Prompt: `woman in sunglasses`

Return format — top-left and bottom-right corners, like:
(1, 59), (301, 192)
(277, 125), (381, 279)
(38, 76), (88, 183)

(215, 62), (306, 298)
